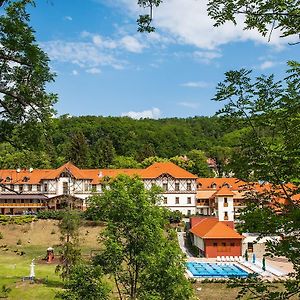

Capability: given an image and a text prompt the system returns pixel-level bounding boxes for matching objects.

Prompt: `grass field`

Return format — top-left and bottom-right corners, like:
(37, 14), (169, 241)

(0, 220), (291, 300)
(0, 220), (104, 299)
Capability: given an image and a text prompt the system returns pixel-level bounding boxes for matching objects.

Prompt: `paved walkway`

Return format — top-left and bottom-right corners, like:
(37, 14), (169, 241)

(177, 232), (194, 257)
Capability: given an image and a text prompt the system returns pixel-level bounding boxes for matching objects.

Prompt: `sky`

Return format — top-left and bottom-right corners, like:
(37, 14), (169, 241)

(13, 0), (300, 118)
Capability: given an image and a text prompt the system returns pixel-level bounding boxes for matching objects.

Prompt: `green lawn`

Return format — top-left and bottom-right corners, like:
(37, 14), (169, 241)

(0, 246), (63, 300)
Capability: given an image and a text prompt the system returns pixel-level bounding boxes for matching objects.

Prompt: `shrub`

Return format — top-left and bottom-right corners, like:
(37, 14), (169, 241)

(51, 229), (56, 235)
(0, 232), (3, 239)
(16, 239), (22, 245)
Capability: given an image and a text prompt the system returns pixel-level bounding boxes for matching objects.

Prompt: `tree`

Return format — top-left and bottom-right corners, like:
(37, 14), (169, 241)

(88, 175), (194, 300)
(207, 0), (300, 40)
(214, 62), (300, 298)
(57, 264), (111, 300)
(186, 149), (213, 177)
(56, 210), (82, 280)
(65, 131), (91, 168)
(137, 0), (300, 42)
(109, 155), (140, 169)
(0, 0), (57, 124)
(92, 138), (116, 168)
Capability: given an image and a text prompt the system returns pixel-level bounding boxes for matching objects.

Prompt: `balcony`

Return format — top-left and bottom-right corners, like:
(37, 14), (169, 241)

(0, 203), (46, 207)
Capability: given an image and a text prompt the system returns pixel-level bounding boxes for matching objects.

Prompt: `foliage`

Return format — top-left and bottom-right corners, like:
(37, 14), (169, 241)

(57, 264), (110, 300)
(36, 210), (66, 220)
(214, 62), (300, 298)
(56, 210), (81, 280)
(89, 175), (194, 300)
(207, 0), (300, 39)
(0, 0), (57, 125)
(0, 284), (12, 298)
(0, 215), (36, 224)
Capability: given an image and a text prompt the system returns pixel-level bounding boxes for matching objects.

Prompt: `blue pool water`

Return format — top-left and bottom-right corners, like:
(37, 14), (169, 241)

(186, 262), (249, 278)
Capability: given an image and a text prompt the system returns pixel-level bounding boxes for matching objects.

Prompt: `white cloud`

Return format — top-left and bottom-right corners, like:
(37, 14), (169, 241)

(121, 107), (161, 119)
(64, 16), (73, 21)
(120, 35), (145, 53)
(193, 51), (222, 64)
(86, 67), (101, 74)
(42, 40), (126, 70)
(116, 0), (295, 49)
(178, 102), (200, 109)
(181, 81), (209, 88)
(259, 60), (276, 70)
(72, 70), (79, 75)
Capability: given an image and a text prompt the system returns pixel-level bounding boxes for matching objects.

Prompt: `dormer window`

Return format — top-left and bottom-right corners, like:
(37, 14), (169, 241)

(5, 177), (11, 183)
(211, 183), (217, 189)
(60, 172), (69, 178)
(223, 183), (230, 188)
(22, 176), (30, 182)
(197, 183), (202, 189)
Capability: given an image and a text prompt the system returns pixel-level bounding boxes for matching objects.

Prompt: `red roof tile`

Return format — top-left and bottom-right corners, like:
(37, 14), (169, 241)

(190, 218), (243, 239)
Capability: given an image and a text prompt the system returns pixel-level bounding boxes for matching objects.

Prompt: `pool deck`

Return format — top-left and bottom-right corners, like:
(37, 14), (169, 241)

(178, 233), (293, 281)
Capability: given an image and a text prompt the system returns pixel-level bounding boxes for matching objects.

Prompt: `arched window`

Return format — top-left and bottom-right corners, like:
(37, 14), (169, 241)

(5, 176), (11, 183)
(211, 183), (217, 189)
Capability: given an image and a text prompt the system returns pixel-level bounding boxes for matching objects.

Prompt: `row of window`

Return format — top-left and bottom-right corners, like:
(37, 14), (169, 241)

(163, 197), (192, 205)
(161, 182), (192, 192)
(213, 242), (235, 247)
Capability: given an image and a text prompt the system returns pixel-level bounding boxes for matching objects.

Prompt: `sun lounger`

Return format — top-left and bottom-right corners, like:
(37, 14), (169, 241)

(221, 256), (226, 262)
(230, 256), (235, 262)
(226, 256), (231, 262)
(239, 256), (244, 263)
(234, 256), (239, 262)
(216, 256), (221, 262)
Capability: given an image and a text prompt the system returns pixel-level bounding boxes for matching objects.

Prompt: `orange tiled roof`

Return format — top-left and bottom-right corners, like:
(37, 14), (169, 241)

(197, 178), (246, 190)
(141, 162), (198, 179)
(0, 161), (197, 185)
(213, 186), (236, 197)
(42, 162), (87, 180)
(0, 169), (52, 184)
(190, 218), (243, 239)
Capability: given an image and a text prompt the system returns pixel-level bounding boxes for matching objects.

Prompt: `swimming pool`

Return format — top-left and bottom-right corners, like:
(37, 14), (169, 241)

(186, 262), (249, 278)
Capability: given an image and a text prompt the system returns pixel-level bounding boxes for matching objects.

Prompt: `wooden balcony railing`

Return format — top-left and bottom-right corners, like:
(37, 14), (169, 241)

(0, 203), (46, 207)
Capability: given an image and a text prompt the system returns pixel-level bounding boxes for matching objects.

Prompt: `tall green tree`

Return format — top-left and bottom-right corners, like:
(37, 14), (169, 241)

(0, 0), (57, 124)
(57, 264), (110, 300)
(56, 210), (82, 280)
(214, 63), (300, 299)
(65, 131), (91, 168)
(88, 175), (194, 300)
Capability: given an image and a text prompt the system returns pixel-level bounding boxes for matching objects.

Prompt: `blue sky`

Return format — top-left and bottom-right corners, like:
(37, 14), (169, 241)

(20, 0), (299, 118)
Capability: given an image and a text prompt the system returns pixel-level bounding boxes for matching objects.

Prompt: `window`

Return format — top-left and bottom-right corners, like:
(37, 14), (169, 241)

(187, 197), (191, 204)
(175, 197), (179, 204)
(163, 183), (168, 191)
(197, 199), (200, 204)
(197, 183), (202, 189)
(222, 242), (226, 247)
(224, 197), (228, 207)
(63, 182), (69, 194)
(37, 185), (41, 192)
(213, 242), (218, 247)
(187, 210), (191, 216)
(21, 199), (24, 203)
(211, 183), (217, 189)
(10, 184), (14, 190)
(187, 182), (191, 191)
(28, 185), (32, 192)
(44, 183), (48, 192)
(224, 212), (228, 220)
(5, 177), (11, 183)
(230, 242), (235, 247)
(175, 182), (180, 191)
(84, 183), (91, 192)
(19, 185), (23, 193)
(22, 176), (29, 182)
(163, 197), (167, 204)
(247, 242), (254, 253)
